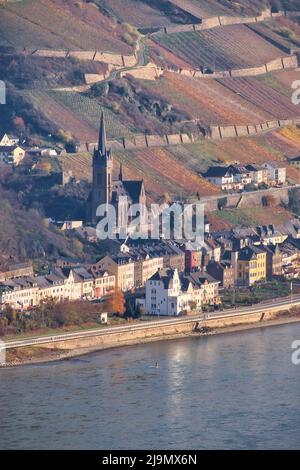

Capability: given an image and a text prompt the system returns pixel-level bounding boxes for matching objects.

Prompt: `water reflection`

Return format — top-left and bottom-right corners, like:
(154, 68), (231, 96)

(0, 323), (300, 450)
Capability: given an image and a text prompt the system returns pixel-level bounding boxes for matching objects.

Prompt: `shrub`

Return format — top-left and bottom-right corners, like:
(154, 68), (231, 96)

(90, 81), (109, 98)
(122, 33), (136, 47)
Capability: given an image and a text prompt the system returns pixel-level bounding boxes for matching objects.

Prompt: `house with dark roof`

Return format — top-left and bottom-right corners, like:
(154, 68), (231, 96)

(203, 166), (235, 191)
(206, 260), (234, 288)
(203, 164), (252, 191)
(142, 268), (202, 316)
(236, 246), (267, 286)
(138, 267), (220, 316)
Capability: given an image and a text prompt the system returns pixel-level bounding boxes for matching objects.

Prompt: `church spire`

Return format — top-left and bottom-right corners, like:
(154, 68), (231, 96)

(98, 111), (107, 156)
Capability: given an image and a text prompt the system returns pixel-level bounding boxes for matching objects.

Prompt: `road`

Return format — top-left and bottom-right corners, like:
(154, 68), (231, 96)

(109, 37), (147, 81)
(3, 294), (300, 350)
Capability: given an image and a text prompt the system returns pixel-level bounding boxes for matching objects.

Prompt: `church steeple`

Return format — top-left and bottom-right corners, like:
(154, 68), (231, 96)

(98, 110), (107, 156)
(91, 111), (113, 223)
(94, 111), (110, 161)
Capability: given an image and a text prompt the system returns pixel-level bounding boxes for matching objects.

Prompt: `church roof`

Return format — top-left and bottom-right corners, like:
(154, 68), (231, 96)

(122, 180), (144, 203)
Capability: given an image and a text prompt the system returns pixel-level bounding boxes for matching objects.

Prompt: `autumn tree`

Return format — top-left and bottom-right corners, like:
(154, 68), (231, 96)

(13, 116), (25, 131)
(104, 289), (126, 316)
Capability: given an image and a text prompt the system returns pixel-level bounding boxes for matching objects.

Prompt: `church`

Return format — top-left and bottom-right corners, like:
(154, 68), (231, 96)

(89, 112), (146, 228)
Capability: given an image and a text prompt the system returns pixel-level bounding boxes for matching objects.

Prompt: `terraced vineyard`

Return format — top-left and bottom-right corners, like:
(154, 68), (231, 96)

(219, 76), (299, 120)
(249, 17), (300, 52)
(0, 0), (131, 52)
(168, 0), (231, 18)
(58, 126), (300, 203)
(169, 0), (268, 18)
(138, 72), (271, 125)
(152, 25), (287, 70)
(48, 91), (136, 140)
(93, 0), (175, 28)
(23, 90), (98, 142)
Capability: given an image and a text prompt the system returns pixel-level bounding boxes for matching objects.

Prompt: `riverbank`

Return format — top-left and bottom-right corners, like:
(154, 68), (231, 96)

(2, 311), (300, 368)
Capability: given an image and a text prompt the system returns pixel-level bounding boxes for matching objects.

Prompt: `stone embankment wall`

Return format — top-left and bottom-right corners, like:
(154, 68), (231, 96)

(34, 305), (299, 353)
(79, 116), (300, 153)
(201, 187), (290, 212)
(122, 55), (298, 82)
(30, 49), (137, 67)
(80, 133), (194, 152)
(170, 54), (298, 81)
(209, 117), (300, 140)
(154, 8), (300, 35)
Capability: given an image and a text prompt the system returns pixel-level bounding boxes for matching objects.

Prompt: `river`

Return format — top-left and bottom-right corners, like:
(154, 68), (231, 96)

(0, 323), (300, 450)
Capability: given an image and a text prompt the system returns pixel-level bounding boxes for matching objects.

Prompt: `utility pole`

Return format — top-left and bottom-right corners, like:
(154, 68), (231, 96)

(291, 280), (293, 305)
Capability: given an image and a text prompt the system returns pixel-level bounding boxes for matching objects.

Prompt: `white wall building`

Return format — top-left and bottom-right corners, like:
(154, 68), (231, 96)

(142, 268), (201, 317)
(262, 162), (286, 185)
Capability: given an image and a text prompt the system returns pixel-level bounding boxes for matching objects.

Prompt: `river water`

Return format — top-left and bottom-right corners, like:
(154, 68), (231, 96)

(0, 323), (300, 450)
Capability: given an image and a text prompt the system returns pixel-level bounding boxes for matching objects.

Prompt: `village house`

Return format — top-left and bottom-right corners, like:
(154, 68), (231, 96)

(206, 260), (235, 288)
(118, 242), (164, 289)
(230, 164), (252, 187)
(0, 262), (34, 282)
(0, 267), (116, 310)
(204, 166), (235, 191)
(137, 268), (220, 317)
(187, 271), (220, 306)
(256, 225), (288, 246)
(262, 245), (283, 280)
(183, 245), (202, 272)
(262, 161), (286, 185)
(140, 268), (202, 317)
(0, 144), (25, 165)
(245, 164), (268, 185)
(204, 161), (286, 192)
(236, 246), (267, 287)
(93, 254), (135, 292)
(280, 239), (300, 277)
(0, 277), (40, 310)
(91, 270), (116, 298)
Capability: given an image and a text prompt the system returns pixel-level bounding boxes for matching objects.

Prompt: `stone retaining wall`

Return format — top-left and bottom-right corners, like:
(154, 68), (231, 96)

(154, 8), (300, 36)
(33, 306), (299, 353)
(31, 49), (137, 67)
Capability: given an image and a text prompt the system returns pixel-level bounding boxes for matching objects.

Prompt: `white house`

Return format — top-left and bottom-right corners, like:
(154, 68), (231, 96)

(262, 162), (286, 185)
(141, 268), (200, 316)
(204, 166), (235, 191)
(139, 268), (220, 317)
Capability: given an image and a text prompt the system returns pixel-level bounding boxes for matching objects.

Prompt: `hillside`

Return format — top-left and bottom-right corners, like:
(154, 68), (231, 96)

(57, 126), (300, 202)
(1, 0), (300, 203)
(0, 0), (133, 51)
